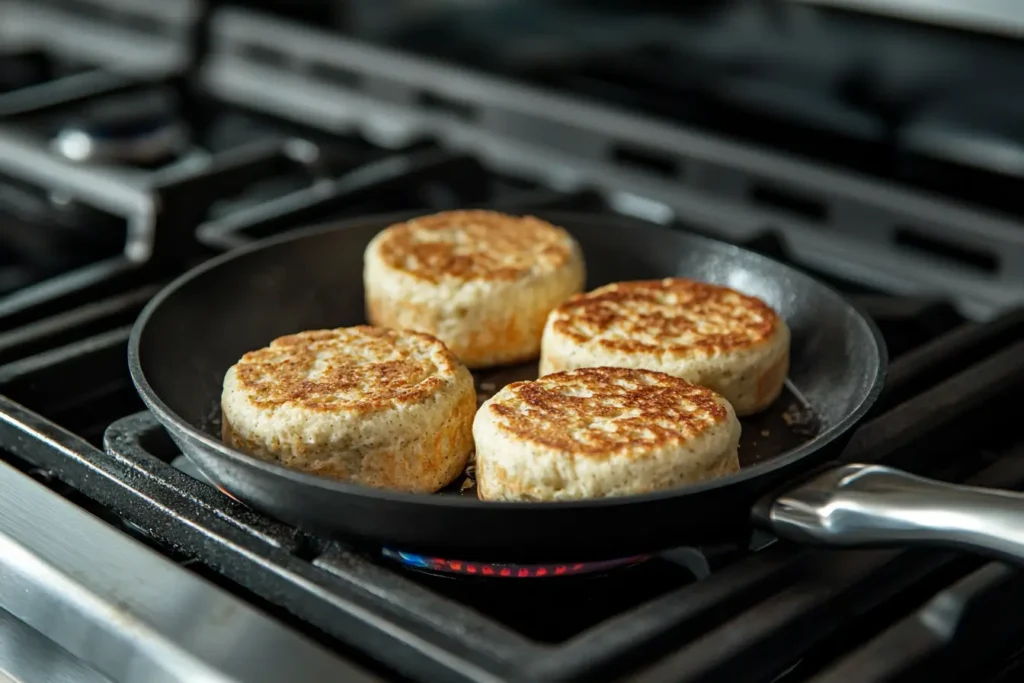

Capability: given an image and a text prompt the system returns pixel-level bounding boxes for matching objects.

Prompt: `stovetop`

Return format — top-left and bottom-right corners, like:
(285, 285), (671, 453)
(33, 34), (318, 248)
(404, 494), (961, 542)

(6, 0), (1023, 319)
(320, 1), (1024, 208)
(1, 1), (1024, 682)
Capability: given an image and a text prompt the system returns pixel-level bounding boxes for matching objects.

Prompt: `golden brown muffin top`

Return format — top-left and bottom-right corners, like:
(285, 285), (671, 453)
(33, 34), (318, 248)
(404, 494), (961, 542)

(549, 277), (781, 357)
(373, 210), (580, 283)
(483, 367), (731, 458)
(230, 326), (464, 413)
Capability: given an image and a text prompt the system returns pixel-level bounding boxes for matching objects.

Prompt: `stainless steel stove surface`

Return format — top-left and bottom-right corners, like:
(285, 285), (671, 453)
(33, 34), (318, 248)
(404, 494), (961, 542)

(2, 1), (1024, 682)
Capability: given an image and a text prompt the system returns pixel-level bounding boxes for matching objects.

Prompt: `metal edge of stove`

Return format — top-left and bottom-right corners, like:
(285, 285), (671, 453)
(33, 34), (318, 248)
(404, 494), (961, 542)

(0, 129), (152, 216)
(199, 7), (1024, 321)
(0, 457), (382, 683)
(0, 393), (545, 683)
(789, 0), (1024, 40)
(0, 0), (200, 75)
(0, 606), (114, 683)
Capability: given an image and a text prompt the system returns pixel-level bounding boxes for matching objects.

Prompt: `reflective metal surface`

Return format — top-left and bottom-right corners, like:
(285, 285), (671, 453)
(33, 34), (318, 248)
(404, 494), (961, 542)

(0, 458), (379, 683)
(768, 463), (1024, 564)
(0, 607), (112, 683)
(791, 0), (1024, 39)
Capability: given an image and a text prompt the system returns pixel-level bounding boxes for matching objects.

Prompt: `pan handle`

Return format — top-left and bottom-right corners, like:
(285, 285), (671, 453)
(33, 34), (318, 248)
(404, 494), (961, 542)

(759, 464), (1024, 565)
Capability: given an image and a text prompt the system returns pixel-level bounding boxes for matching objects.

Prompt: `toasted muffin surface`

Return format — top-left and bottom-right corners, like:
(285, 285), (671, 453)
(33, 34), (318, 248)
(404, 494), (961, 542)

(364, 210), (586, 368)
(549, 278), (779, 356)
(221, 326), (475, 491)
(473, 367), (741, 501)
(486, 366), (730, 457)
(540, 278), (790, 415)
(230, 326), (455, 413)
(374, 209), (578, 283)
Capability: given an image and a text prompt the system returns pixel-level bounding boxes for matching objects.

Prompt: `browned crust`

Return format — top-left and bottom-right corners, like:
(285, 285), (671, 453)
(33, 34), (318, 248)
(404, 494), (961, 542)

(486, 367), (729, 458)
(222, 387), (475, 491)
(550, 278), (780, 356)
(374, 210), (577, 283)
(231, 326), (459, 413)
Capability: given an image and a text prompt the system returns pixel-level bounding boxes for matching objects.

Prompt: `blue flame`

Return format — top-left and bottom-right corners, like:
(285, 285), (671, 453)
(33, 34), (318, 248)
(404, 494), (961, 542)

(382, 548), (431, 567)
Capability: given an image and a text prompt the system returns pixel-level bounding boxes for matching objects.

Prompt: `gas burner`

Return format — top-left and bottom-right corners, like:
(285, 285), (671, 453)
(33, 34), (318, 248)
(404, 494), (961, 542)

(51, 88), (189, 167)
(180, 456), (661, 579)
(381, 549), (651, 578)
(198, 462), (653, 580)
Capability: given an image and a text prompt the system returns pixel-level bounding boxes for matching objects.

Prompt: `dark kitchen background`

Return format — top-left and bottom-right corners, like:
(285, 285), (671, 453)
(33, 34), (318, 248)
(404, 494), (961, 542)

(1, 1), (1024, 682)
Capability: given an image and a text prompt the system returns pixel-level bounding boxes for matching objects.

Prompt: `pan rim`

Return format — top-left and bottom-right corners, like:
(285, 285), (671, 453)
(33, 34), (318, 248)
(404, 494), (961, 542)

(128, 209), (888, 510)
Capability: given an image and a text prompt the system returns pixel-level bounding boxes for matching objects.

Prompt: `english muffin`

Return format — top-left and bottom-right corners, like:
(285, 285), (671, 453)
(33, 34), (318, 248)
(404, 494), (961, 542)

(363, 210), (586, 369)
(221, 326), (475, 492)
(540, 278), (789, 415)
(473, 367), (741, 501)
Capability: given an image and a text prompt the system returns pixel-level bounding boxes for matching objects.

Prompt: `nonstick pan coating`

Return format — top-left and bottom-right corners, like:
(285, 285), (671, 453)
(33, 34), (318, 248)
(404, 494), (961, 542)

(129, 211), (886, 562)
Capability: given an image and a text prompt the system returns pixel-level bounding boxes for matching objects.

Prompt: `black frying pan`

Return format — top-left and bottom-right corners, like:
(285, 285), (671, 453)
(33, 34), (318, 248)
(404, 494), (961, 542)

(134, 210), (1000, 565)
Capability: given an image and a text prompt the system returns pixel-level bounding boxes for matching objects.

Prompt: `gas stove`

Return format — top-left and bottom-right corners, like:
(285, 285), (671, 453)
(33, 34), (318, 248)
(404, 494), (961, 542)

(2, 1), (1024, 682)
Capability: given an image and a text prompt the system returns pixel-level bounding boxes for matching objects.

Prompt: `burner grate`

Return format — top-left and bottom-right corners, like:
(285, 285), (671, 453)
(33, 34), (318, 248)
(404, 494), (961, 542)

(811, 534), (1024, 683)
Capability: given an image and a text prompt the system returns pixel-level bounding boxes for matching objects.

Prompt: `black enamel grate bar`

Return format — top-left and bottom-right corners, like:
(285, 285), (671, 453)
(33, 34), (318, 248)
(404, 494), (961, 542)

(0, 257), (157, 333)
(0, 306), (1019, 681)
(0, 139), (598, 336)
(0, 284), (160, 366)
(194, 151), (614, 251)
(196, 149), (494, 250)
(0, 68), (536, 335)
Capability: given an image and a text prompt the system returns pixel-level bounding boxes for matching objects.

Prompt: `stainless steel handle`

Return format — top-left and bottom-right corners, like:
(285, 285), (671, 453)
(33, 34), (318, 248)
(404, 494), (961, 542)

(764, 464), (1024, 565)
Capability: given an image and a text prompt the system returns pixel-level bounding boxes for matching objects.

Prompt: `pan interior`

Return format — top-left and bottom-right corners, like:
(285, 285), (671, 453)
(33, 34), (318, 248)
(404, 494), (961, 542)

(136, 212), (880, 499)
